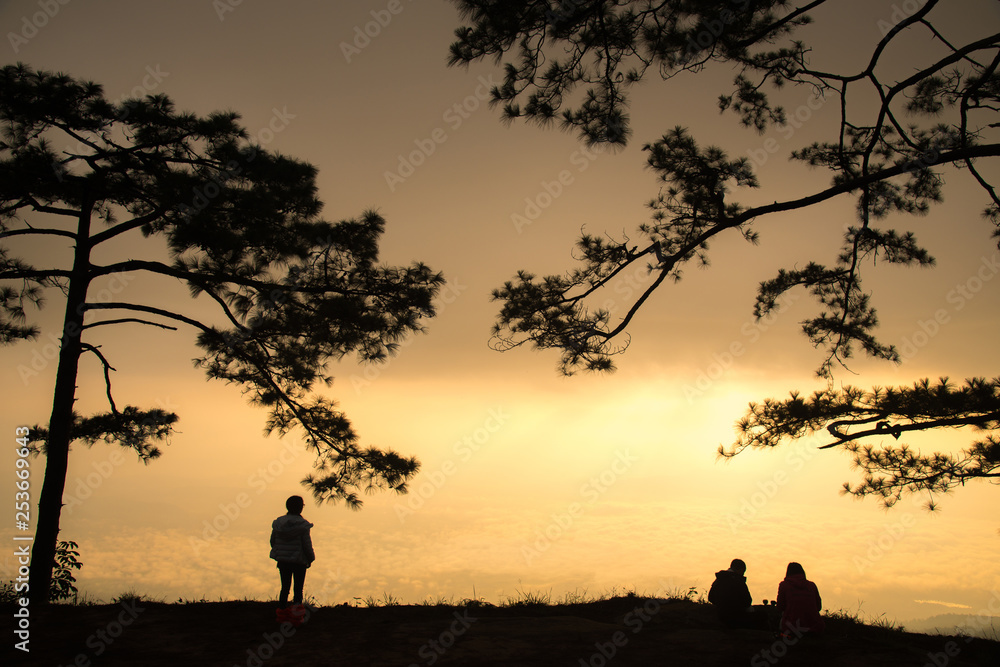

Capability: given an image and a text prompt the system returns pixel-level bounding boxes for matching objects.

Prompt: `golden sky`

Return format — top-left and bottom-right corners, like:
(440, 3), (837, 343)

(1, 0), (998, 626)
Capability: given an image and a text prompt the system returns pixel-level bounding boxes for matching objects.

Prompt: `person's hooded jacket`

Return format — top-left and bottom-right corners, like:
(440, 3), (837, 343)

(708, 568), (752, 623)
(776, 573), (824, 634)
(269, 514), (315, 566)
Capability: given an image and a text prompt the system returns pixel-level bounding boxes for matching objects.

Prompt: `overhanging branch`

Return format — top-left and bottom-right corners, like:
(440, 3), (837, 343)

(818, 411), (1000, 449)
(0, 227), (77, 241)
(83, 302), (213, 334)
(555, 142), (1000, 346)
(0, 267), (73, 281)
(89, 209), (166, 246)
(80, 342), (118, 414)
(737, 143), (1000, 223)
(91, 259), (355, 297)
(82, 303), (349, 460)
(82, 317), (178, 331)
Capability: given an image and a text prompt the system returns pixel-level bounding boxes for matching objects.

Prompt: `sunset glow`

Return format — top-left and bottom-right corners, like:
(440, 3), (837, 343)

(2, 0), (998, 635)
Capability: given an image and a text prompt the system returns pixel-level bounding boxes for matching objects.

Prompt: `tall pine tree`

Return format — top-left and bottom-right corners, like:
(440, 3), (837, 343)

(1, 64), (444, 602)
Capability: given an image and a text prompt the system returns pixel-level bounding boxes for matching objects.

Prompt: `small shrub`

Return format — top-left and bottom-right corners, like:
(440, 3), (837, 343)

(422, 595), (455, 607)
(0, 542), (84, 605)
(112, 589), (163, 605)
(503, 587), (551, 607)
(559, 588), (592, 605)
(50, 540), (83, 602)
(458, 585), (493, 608)
(359, 592), (401, 607)
(460, 595), (495, 609)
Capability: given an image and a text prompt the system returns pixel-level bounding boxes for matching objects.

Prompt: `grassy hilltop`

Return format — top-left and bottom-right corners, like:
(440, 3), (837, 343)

(4, 590), (1000, 666)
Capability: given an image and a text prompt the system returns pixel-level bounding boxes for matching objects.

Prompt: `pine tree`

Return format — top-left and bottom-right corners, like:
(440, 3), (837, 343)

(448, 0), (1000, 503)
(0, 64), (444, 602)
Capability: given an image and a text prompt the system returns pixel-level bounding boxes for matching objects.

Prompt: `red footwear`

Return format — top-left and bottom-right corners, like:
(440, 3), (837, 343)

(287, 604), (307, 627)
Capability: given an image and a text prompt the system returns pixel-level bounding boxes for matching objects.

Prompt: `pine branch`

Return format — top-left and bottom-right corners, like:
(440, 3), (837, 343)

(80, 343), (118, 414)
(82, 317), (177, 331)
(0, 227), (77, 241)
(83, 302), (213, 333)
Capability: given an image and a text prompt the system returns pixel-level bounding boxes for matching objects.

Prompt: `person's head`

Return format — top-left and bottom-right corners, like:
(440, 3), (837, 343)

(285, 495), (305, 515)
(786, 562), (805, 577)
(729, 558), (747, 574)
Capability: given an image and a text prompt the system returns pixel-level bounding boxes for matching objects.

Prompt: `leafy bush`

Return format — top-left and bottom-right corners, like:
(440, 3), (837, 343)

(49, 540), (82, 602)
(0, 539), (81, 603)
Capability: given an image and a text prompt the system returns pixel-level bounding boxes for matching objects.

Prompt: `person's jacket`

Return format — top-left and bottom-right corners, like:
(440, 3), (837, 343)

(269, 513), (315, 566)
(708, 569), (752, 621)
(776, 573), (825, 633)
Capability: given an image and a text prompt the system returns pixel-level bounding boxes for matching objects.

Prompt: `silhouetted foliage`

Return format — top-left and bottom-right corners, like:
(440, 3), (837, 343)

(0, 64), (443, 602)
(449, 1), (1000, 505)
(0, 540), (80, 603)
(50, 540), (83, 602)
(721, 377), (1000, 508)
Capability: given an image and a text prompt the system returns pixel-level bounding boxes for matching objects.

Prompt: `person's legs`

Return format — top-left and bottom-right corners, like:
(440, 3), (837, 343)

(277, 563), (293, 607)
(291, 564), (307, 605)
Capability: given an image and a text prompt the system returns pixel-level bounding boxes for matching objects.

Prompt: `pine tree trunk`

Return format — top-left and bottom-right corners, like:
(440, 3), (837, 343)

(29, 203), (92, 606)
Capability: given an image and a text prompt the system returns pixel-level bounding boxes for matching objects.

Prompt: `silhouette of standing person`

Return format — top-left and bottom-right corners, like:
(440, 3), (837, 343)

(776, 562), (825, 635)
(269, 495), (315, 609)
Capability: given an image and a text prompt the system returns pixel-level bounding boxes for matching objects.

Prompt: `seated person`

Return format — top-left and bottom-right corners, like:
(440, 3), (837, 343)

(708, 558), (756, 628)
(776, 562), (825, 635)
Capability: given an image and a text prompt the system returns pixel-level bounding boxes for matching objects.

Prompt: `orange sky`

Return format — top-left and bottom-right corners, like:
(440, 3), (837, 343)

(2, 0), (999, 627)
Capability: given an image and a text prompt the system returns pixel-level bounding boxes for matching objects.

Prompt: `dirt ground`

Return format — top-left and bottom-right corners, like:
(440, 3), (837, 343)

(5, 597), (1000, 666)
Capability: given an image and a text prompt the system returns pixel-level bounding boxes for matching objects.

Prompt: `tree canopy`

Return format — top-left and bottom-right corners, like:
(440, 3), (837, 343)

(0, 63), (443, 600)
(448, 0), (1000, 506)
(722, 377), (999, 508)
